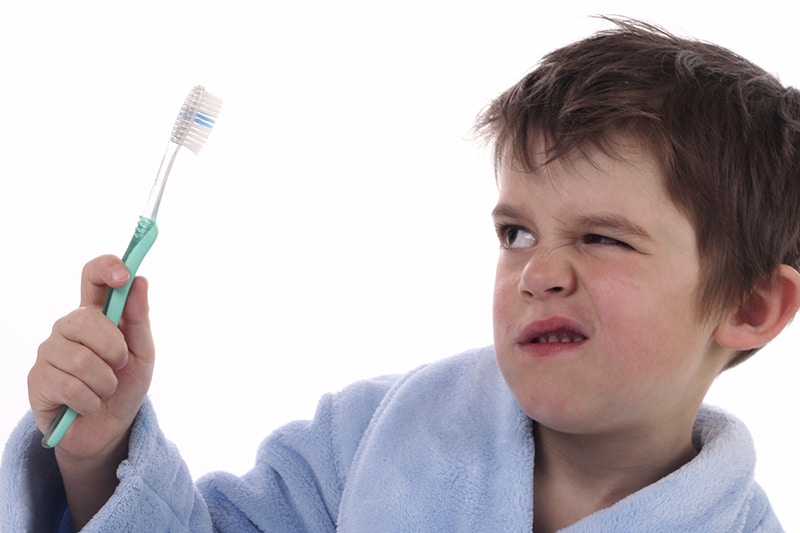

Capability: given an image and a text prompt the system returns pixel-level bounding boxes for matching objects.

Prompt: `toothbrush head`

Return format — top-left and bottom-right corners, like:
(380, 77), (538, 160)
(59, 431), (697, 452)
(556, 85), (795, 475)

(171, 85), (223, 154)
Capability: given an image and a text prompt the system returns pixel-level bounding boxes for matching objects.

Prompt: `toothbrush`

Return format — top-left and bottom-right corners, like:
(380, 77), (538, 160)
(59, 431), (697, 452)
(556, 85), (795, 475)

(41, 85), (223, 449)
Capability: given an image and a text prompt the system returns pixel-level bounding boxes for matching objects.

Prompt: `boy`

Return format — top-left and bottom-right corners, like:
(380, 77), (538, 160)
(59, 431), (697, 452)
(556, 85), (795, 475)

(3, 17), (799, 532)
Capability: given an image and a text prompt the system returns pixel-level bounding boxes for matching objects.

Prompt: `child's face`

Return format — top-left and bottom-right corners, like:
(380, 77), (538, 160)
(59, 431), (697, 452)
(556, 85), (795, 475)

(492, 139), (730, 436)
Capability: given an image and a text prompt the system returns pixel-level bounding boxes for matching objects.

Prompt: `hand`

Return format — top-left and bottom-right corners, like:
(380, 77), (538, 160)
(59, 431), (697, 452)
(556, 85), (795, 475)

(28, 254), (155, 463)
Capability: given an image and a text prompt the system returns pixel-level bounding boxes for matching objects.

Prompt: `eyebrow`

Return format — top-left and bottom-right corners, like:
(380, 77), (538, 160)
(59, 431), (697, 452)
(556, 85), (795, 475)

(490, 203), (526, 221)
(491, 203), (653, 241)
(578, 213), (653, 241)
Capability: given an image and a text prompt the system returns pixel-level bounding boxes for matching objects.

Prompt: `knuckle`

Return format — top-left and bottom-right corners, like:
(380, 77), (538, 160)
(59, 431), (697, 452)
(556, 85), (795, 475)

(59, 377), (101, 416)
(27, 364), (44, 392)
(70, 347), (96, 374)
(63, 348), (118, 398)
(36, 338), (53, 362)
(53, 309), (91, 341)
(65, 307), (97, 328)
(59, 375), (87, 404)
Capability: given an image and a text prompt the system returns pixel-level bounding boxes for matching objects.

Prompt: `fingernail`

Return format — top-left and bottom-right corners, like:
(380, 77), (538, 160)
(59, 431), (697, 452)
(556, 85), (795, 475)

(110, 265), (130, 283)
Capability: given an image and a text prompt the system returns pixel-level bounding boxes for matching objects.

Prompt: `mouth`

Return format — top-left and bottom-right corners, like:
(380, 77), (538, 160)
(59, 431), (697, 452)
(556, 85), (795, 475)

(519, 317), (589, 347)
(530, 329), (588, 344)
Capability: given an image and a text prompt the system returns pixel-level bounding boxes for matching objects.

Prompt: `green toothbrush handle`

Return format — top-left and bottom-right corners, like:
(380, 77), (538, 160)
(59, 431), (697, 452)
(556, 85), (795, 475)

(42, 217), (159, 448)
(103, 216), (159, 325)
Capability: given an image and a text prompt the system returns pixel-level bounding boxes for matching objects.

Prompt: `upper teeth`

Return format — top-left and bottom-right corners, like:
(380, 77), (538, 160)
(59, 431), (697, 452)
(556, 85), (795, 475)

(536, 333), (585, 343)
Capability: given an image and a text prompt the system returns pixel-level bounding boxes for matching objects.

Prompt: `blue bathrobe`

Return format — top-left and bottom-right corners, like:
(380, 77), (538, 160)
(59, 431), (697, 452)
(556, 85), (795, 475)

(1, 347), (784, 531)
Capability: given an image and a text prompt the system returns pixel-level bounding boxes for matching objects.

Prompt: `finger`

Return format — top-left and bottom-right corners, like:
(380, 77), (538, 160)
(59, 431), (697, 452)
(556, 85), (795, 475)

(28, 358), (104, 419)
(80, 255), (131, 309)
(119, 277), (155, 365)
(45, 340), (120, 400)
(53, 307), (130, 370)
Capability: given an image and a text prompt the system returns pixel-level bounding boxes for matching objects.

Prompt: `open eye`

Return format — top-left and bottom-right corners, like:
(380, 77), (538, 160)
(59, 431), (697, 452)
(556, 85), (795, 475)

(498, 225), (536, 249)
(583, 234), (631, 248)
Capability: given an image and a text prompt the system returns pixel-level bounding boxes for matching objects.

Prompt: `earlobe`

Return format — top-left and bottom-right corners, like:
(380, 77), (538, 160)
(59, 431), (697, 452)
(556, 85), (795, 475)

(713, 265), (800, 351)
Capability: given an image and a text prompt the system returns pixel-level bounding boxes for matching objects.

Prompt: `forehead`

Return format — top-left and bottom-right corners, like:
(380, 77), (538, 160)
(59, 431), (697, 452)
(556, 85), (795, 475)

(493, 139), (696, 244)
(496, 137), (670, 203)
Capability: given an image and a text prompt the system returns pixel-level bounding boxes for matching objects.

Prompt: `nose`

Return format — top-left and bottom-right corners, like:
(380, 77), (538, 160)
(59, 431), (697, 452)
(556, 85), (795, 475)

(518, 249), (577, 300)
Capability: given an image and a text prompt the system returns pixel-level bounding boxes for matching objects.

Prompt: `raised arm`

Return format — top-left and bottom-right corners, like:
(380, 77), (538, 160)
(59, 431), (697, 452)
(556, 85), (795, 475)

(27, 255), (155, 529)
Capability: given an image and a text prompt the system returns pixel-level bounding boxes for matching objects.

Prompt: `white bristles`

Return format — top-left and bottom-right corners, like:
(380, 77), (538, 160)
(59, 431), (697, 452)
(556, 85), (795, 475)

(170, 85), (223, 154)
(140, 85), (223, 220)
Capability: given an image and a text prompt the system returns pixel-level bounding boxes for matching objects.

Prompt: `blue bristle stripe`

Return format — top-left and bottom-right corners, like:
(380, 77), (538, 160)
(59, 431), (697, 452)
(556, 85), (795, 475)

(194, 113), (216, 128)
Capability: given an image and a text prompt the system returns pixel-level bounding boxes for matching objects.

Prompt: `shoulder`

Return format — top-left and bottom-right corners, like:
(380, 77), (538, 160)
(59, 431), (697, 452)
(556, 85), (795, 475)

(326, 345), (499, 426)
(198, 347), (504, 530)
(250, 346), (500, 463)
(742, 483), (784, 532)
(694, 405), (785, 532)
(299, 345), (501, 459)
(329, 346), (503, 434)
(258, 346), (504, 479)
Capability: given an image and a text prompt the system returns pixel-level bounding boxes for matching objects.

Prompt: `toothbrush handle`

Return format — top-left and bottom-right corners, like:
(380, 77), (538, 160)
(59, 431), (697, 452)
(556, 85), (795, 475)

(104, 217), (160, 326)
(41, 217), (159, 448)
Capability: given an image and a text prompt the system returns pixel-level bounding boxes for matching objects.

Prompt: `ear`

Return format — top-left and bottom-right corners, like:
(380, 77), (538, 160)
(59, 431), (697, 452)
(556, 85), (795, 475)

(714, 264), (800, 351)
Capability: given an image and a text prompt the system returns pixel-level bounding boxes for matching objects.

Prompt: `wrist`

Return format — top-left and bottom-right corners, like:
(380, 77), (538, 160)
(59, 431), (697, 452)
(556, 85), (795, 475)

(55, 427), (129, 473)
(55, 430), (130, 530)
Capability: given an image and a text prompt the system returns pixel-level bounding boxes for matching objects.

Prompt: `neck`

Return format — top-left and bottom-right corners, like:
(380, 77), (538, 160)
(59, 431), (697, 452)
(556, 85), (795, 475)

(531, 415), (699, 533)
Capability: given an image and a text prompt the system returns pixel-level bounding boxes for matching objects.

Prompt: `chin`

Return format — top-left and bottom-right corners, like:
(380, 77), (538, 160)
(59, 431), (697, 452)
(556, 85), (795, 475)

(509, 386), (607, 436)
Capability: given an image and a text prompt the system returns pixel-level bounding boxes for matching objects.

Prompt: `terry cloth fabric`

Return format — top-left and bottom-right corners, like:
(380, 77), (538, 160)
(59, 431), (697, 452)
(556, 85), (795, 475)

(1, 346), (784, 532)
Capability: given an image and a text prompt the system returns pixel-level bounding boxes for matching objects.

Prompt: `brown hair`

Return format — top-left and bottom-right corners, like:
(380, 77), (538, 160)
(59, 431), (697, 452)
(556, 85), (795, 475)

(475, 17), (800, 368)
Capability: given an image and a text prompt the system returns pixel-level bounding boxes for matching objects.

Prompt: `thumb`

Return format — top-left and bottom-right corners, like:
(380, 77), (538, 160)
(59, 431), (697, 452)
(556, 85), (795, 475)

(119, 276), (155, 364)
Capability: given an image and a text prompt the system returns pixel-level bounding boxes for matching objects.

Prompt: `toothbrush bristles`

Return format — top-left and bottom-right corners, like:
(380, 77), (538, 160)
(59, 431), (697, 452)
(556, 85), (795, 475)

(171, 85), (223, 154)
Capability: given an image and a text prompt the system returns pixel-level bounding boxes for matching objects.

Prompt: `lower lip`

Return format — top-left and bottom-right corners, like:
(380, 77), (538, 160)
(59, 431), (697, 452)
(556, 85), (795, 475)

(517, 339), (587, 357)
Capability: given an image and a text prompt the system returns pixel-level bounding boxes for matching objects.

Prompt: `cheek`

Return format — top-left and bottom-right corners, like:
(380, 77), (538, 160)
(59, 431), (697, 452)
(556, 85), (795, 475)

(492, 268), (518, 327)
(587, 265), (668, 348)
(589, 266), (702, 367)
(585, 262), (645, 313)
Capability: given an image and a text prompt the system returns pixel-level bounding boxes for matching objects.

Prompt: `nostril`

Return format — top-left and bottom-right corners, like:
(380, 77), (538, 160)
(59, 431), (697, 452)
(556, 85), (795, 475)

(517, 255), (576, 300)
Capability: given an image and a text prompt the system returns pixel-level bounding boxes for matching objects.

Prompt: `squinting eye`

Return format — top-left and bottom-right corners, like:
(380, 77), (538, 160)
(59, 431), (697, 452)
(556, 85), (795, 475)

(584, 234), (630, 248)
(499, 226), (536, 249)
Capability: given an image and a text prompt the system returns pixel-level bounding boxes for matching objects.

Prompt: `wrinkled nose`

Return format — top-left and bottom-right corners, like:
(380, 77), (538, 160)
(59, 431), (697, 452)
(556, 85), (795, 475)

(518, 250), (577, 300)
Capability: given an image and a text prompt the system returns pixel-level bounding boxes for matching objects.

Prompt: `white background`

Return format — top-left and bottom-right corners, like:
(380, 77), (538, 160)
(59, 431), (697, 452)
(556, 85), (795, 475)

(1, 1), (797, 529)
